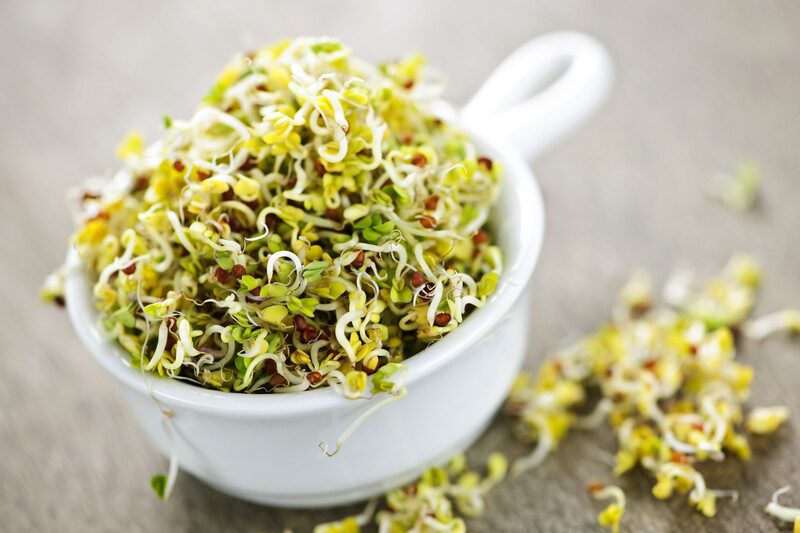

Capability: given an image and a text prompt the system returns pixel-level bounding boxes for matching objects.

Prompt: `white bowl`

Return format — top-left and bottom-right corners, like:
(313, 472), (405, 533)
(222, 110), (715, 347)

(64, 32), (612, 508)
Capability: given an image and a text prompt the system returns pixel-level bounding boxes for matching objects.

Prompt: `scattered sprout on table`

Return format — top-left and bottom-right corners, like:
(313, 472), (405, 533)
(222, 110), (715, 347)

(764, 486), (800, 532)
(314, 452), (508, 533)
(505, 255), (791, 530)
(587, 483), (626, 533)
(709, 161), (760, 212)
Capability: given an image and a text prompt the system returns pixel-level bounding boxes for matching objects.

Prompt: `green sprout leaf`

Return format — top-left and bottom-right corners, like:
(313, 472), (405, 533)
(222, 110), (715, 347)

(150, 474), (167, 500)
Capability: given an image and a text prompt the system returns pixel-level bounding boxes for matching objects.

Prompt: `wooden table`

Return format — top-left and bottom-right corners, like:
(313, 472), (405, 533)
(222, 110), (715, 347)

(2, 1), (798, 531)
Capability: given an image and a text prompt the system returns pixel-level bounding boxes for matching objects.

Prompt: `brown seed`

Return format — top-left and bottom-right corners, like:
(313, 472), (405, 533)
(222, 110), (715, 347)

(240, 157), (257, 171)
(265, 213), (280, 232)
(122, 263), (136, 275)
(222, 189), (235, 201)
(401, 131), (413, 145)
(227, 216), (242, 232)
(314, 159), (326, 176)
(286, 176), (297, 189)
(230, 264), (246, 279)
(196, 169), (211, 181)
(403, 80), (415, 89)
(81, 191), (101, 202)
(411, 271), (426, 288)
(54, 296), (66, 307)
(213, 267), (229, 283)
(323, 208), (341, 221)
(306, 371), (323, 385)
(249, 287), (261, 296)
(472, 229), (489, 245)
(173, 160), (185, 172)
(133, 175), (150, 192)
(477, 156), (493, 170)
(302, 326), (318, 343)
(411, 153), (427, 167)
(264, 359), (278, 375)
(269, 373), (286, 388)
(434, 313), (451, 327)
(293, 315), (308, 331)
(424, 195), (439, 211)
(351, 249), (365, 269)
(419, 215), (437, 229)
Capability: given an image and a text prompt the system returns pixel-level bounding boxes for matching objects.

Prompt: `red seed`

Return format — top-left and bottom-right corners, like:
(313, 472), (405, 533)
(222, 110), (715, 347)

(351, 249), (365, 269)
(671, 451), (690, 464)
(293, 315), (309, 331)
(196, 169), (211, 181)
(411, 153), (427, 167)
(586, 482), (604, 496)
(230, 264), (246, 278)
(424, 195), (439, 210)
(419, 215), (437, 229)
(477, 156), (493, 170)
(307, 371), (323, 385)
(403, 80), (414, 89)
(122, 263), (136, 275)
(433, 313), (451, 327)
(213, 267), (229, 283)
(411, 271), (426, 288)
(472, 229), (489, 245)
(249, 287), (260, 296)
(173, 160), (185, 172)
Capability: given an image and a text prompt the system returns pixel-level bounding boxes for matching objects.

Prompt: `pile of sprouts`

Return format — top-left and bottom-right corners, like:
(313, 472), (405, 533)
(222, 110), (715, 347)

(45, 37), (503, 400)
(318, 256), (797, 532)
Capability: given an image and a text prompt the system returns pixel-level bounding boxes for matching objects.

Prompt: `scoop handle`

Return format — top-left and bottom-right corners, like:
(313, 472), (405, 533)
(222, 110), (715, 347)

(461, 32), (613, 161)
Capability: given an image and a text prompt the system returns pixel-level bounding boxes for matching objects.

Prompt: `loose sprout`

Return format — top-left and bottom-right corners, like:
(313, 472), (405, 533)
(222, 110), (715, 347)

(505, 255), (792, 529)
(764, 486), (800, 532)
(709, 161), (761, 212)
(316, 452), (508, 533)
(587, 483), (626, 533)
(47, 37), (504, 401)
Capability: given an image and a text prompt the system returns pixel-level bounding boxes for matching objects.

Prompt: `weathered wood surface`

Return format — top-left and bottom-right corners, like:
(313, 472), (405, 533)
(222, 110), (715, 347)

(1, 1), (798, 531)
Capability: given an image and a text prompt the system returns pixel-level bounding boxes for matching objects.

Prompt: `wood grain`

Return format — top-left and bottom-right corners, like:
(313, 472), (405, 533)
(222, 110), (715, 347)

(1, 1), (798, 531)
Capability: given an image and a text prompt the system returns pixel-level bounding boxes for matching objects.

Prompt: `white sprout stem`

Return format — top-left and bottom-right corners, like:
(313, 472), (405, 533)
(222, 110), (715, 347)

(144, 320), (170, 371)
(335, 310), (363, 362)
(161, 416), (180, 500)
(744, 310), (800, 340)
(426, 281), (444, 326)
(511, 416), (554, 476)
(166, 210), (198, 255)
(765, 486), (800, 524)
(320, 388), (407, 457)
(177, 318), (201, 357)
(266, 250), (303, 284)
